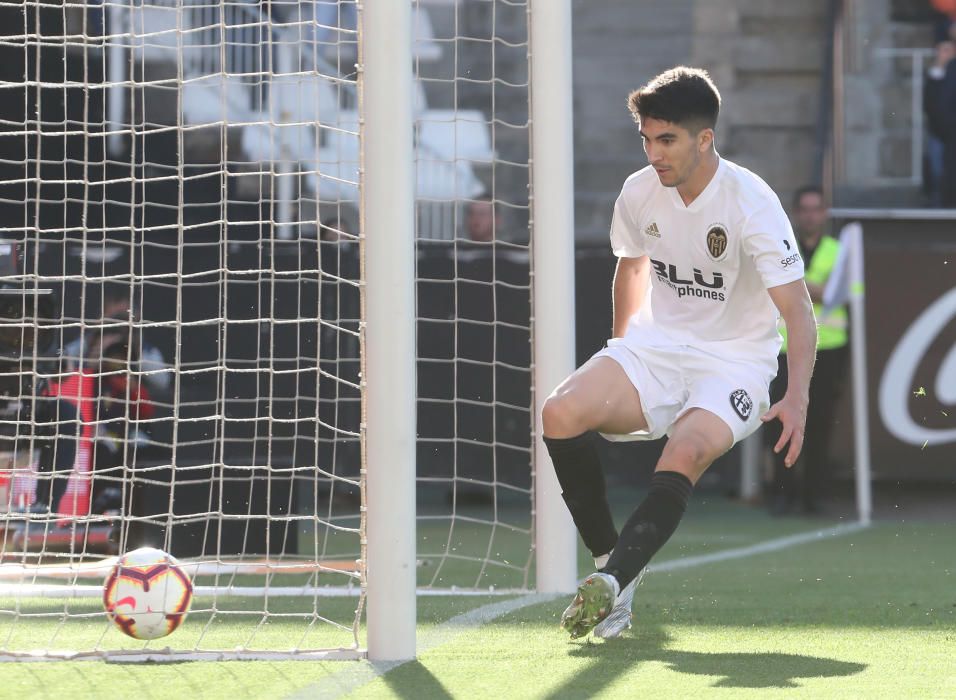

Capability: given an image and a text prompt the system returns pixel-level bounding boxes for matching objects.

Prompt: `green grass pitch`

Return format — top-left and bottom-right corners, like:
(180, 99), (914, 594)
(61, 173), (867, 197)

(1, 495), (954, 699)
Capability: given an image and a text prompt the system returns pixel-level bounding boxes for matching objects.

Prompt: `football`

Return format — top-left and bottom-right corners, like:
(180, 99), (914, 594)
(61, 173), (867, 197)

(103, 547), (193, 640)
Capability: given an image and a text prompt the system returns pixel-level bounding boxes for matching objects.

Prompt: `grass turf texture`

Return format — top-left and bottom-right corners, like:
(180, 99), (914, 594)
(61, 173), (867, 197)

(0, 497), (954, 698)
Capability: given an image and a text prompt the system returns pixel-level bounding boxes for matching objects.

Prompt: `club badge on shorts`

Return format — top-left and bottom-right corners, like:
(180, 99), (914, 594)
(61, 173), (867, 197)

(729, 388), (752, 421)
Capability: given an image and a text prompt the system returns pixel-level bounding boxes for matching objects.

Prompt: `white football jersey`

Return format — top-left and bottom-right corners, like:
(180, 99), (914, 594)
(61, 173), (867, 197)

(610, 157), (804, 372)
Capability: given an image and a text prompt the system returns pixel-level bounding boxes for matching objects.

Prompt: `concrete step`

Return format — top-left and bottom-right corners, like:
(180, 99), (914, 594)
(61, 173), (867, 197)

(573, 0), (694, 35)
(734, 0), (829, 19)
(724, 84), (820, 129)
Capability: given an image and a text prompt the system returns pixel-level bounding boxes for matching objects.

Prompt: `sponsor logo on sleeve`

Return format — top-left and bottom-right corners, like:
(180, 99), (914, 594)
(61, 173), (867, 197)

(780, 252), (803, 268)
(778, 238), (802, 267)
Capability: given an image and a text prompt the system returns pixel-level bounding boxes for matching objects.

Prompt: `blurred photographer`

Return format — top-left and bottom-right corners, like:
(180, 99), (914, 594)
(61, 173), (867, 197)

(0, 257), (93, 518)
(85, 325), (156, 475)
(63, 287), (170, 397)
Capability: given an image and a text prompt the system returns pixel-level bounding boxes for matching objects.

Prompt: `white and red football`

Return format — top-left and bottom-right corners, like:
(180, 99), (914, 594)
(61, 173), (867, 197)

(103, 547), (193, 640)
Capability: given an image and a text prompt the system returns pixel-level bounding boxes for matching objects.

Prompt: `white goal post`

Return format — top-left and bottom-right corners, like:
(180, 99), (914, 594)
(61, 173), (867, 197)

(362, 0), (417, 663)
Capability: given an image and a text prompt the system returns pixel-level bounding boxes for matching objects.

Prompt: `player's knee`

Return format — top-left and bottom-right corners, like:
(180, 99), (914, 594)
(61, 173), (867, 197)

(658, 439), (711, 475)
(542, 392), (588, 438)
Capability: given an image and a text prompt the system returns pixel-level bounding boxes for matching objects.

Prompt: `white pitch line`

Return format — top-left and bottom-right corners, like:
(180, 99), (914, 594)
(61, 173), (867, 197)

(290, 521), (869, 699)
(650, 521), (870, 573)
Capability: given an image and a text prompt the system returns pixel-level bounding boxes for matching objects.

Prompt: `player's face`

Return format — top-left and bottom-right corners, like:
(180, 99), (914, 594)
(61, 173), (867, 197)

(639, 118), (710, 188)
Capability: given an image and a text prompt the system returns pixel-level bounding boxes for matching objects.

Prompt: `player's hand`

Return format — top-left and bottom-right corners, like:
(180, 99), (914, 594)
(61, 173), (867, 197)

(760, 393), (808, 468)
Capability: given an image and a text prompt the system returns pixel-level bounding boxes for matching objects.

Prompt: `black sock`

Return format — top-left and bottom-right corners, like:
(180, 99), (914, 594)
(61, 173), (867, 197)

(543, 432), (618, 558)
(601, 470), (693, 588)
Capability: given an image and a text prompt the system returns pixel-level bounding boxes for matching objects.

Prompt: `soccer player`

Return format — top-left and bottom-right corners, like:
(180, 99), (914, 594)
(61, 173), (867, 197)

(542, 66), (816, 639)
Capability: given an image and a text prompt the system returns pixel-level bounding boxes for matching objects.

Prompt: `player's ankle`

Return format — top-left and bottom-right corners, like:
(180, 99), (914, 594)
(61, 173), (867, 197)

(593, 571), (620, 598)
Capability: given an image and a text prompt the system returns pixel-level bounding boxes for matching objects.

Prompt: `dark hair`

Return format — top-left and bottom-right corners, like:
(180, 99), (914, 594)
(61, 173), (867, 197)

(792, 184), (824, 208)
(627, 66), (721, 134)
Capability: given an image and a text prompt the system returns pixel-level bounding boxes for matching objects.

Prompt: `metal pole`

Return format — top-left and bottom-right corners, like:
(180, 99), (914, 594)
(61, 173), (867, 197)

(739, 431), (761, 501)
(530, 0), (577, 594)
(362, 0), (417, 661)
(912, 52), (925, 187)
(107, 2), (126, 157)
(872, 48), (934, 188)
(848, 225), (872, 525)
(275, 42), (294, 240)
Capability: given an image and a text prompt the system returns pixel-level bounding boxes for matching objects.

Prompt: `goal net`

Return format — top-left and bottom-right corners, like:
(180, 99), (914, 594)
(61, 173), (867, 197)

(413, 1), (534, 593)
(0, 0), (538, 660)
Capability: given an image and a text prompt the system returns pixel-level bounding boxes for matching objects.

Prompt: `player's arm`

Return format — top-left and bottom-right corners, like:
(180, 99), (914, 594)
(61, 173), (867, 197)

(762, 278), (817, 467)
(804, 280), (824, 304)
(611, 255), (650, 338)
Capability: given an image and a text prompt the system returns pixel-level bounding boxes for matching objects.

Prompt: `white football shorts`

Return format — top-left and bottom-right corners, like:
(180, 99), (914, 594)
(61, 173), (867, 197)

(595, 337), (775, 445)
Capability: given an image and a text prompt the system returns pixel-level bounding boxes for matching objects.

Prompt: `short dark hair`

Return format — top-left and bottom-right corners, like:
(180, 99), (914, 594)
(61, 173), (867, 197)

(627, 66), (721, 134)
(792, 184), (824, 208)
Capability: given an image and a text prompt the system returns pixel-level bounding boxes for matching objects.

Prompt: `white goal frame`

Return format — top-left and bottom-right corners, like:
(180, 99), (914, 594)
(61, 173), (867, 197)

(364, 0), (577, 662)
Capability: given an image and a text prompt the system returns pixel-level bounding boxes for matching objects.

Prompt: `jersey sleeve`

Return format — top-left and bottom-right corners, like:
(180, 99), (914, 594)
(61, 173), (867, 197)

(609, 190), (645, 258)
(741, 202), (805, 289)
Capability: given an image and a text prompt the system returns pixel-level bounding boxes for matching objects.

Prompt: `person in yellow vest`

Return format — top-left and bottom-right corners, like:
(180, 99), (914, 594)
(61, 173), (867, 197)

(767, 185), (849, 515)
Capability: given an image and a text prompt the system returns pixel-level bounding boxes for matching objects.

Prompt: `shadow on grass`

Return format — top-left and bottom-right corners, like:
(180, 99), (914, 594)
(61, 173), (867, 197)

(548, 625), (865, 695)
(658, 648), (866, 689)
(380, 659), (455, 700)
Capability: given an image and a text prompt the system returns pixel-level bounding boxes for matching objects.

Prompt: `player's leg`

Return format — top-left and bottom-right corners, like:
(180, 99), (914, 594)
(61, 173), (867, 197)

(593, 359), (770, 639)
(588, 409), (733, 639)
(542, 356), (649, 638)
(543, 354), (649, 437)
(600, 408), (732, 594)
(542, 355), (648, 561)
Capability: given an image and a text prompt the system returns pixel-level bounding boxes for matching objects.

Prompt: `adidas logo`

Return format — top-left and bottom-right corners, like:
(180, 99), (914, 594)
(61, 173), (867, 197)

(644, 222), (661, 238)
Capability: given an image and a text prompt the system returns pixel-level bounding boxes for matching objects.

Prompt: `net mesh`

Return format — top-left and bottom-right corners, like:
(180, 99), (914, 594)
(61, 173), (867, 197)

(0, 0), (363, 658)
(0, 0), (535, 660)
(412, 0), (534, 592)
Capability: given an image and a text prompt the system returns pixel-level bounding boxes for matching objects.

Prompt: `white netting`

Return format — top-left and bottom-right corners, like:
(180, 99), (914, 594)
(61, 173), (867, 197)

(0, 0), (363, 658)
(0, 0), (536, 661)
(412, 0), (534, 592)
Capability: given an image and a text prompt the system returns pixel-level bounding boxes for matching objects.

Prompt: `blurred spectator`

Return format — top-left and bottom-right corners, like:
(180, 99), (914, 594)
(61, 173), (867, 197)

(29, 370), (96, 519)
(464, 194), (502, 243)
(63, 287), (170, 396)
(766, 186), (848, 516)
(87, 325), (156, 463)
(14, 332), (140, 524)
(11, 359), (100, 520)
(924, 40), (956, 206)
(934, 0), (956, 40)
(936, 0), (956, 17)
